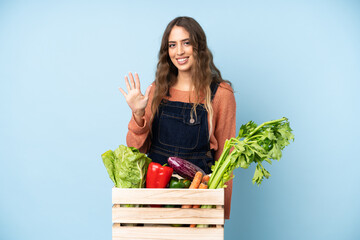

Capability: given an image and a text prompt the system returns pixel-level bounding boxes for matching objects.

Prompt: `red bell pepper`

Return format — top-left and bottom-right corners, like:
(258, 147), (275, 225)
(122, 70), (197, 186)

(146, 162), (173, 188)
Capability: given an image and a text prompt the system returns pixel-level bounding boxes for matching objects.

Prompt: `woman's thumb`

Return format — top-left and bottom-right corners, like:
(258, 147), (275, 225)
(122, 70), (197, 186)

(144, 84), (152, 99)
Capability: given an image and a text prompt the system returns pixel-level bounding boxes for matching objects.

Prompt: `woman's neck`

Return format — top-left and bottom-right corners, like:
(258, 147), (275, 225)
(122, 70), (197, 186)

(173, 71), (194, 91)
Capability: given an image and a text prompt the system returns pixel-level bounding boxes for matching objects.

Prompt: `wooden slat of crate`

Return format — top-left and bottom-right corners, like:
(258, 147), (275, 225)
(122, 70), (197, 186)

(112, 188), (224, 205)
(112, 225), (224, 240)
(112, 206), (224, 225)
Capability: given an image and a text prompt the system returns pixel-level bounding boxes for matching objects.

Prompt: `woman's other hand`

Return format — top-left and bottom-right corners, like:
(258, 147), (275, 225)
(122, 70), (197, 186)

(119, 73), (152, 126)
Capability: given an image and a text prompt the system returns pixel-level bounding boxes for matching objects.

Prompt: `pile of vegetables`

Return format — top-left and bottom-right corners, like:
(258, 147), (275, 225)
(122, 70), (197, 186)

(101, 117), (294, 227)
(102, 117), (294, 190)
(101, 146), (200, 191)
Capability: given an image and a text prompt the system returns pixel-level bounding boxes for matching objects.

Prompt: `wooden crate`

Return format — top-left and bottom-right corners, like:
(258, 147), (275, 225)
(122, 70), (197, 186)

(112, 188), (225, 240)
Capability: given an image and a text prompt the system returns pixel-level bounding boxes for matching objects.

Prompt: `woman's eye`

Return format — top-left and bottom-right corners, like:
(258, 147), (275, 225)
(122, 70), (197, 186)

(184, 41), (191, 46)
(169, 43), (175, 48)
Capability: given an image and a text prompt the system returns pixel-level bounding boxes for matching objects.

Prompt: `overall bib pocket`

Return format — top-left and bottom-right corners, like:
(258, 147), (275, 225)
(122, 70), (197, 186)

(158, 111), (201, 150)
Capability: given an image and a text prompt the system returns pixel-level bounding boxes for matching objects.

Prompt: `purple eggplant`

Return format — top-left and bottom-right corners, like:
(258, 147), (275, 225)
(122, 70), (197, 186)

(167, 156), (205, 180)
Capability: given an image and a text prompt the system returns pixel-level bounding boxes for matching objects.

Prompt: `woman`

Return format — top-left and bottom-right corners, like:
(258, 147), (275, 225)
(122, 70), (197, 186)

(119, 16), (236, 219)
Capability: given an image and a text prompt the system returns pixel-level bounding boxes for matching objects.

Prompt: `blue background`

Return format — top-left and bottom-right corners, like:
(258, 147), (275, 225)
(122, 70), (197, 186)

(1, 0), (359, 239)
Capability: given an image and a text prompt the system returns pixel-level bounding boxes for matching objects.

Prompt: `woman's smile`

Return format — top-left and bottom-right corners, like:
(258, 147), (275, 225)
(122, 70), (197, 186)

(176, 57), (189, 65)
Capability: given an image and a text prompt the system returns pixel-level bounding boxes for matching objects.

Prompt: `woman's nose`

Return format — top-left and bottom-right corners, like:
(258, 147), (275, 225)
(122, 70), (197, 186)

(176, 45), (184, 55)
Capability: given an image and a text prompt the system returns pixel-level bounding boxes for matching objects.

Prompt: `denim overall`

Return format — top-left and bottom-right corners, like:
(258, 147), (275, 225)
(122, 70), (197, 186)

(147, 83), (219, 174)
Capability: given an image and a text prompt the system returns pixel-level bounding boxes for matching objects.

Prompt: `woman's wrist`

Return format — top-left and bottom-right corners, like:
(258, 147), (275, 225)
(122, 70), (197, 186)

(133, 109), (145, 118)
(132, 110), (145, 127)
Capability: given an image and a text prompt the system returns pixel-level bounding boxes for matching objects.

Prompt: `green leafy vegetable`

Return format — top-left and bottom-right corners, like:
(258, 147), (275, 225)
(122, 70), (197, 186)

(102, 145), (151, 188)
(208, 117), (294, 188)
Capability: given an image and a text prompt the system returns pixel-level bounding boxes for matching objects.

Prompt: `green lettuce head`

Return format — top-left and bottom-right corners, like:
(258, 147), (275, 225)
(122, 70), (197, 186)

(102, 145), (151, 188)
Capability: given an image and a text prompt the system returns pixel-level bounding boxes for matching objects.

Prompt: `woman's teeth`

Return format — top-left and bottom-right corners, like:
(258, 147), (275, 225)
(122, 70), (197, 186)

(177, 57), (188, 64)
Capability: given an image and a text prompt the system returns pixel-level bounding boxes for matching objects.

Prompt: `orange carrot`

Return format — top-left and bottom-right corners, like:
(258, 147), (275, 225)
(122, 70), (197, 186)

(190, 183), (208, 227)
(189, 171), (203, 188)
(201, 175), (210, 184)
(181, 171), (203, 209)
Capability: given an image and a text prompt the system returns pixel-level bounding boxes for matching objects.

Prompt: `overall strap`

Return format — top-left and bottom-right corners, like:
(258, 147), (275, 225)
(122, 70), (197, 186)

(210, 82), (219, 101)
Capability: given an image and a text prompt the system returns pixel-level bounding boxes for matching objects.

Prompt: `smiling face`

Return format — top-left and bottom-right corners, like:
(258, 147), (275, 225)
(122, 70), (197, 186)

(168, 26), (194, 73)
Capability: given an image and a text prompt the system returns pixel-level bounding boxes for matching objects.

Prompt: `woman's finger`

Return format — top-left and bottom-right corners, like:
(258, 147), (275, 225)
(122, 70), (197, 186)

(125, 75), (131, 91)
(118, 87), (127, 97)
(135, 72), (141, 90)
(129, 72), (136, 89)
(144, 84), (152, 100)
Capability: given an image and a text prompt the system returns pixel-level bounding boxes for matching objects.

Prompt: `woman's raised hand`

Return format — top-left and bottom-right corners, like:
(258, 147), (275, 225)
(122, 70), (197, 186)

(119, 72), (152, 118)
